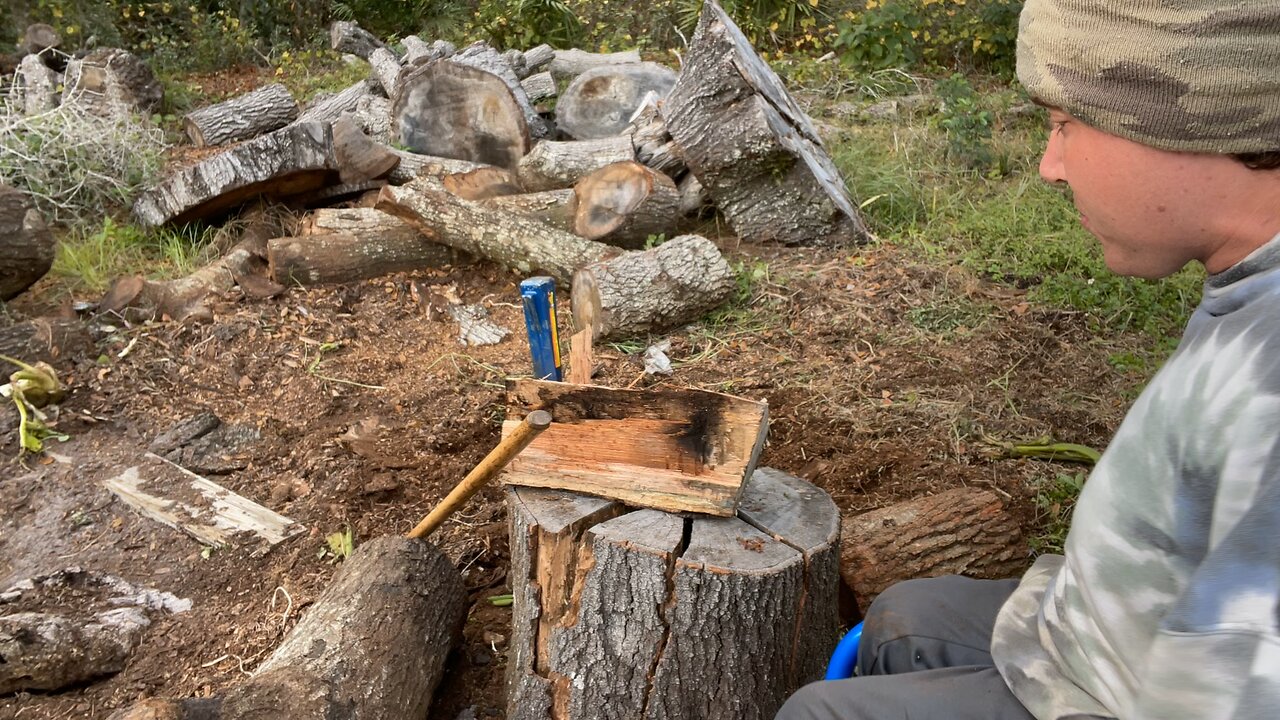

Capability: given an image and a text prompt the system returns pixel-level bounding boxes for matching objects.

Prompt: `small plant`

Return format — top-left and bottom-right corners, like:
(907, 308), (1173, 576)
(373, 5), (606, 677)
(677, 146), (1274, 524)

(1030, 471), (1086, 555)
(488, 593), (515, 606)
(934, 73), (994, 172)
(644, 233), (668, 250)
(321, 526), (355, 563)
(0, 354), (68, 455)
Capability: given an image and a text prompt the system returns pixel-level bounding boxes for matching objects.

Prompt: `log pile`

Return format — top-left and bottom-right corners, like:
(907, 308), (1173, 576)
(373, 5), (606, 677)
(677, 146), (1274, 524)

(97, 6), (866, 335)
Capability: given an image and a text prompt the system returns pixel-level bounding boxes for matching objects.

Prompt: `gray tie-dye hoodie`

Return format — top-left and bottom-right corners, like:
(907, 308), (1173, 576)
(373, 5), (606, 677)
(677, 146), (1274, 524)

(992, 233), (1280, 720)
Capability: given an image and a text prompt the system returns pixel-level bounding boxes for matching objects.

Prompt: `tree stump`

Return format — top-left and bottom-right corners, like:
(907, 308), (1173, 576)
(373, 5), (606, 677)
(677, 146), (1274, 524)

(62, 48), (164, 117)
(391, 60), (530, 170)
(840, 487), (1026, 606)
(0, 184), (55, 301)
(507, 466), (840, 720)
(662, 0), (868, 246)
(572, 161), (680, 249)
(184, 83), (298, 147)
(558, 63), (679, 140)
(570, 234), (734, 341)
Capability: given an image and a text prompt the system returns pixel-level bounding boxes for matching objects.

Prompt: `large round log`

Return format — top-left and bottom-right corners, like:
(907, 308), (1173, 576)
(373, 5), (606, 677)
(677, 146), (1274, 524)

(570, 234), (734, 341)
(663, 0), (868, 246)
(451, 43), (550, 139)
(572, 161), (680, 249)
(377, 179), (614, 285)
(507, 466), (839, 720)
(558, 62), (678, 140)
(0, 184), (55, 300)
(391, 60), (530, 170)
(184, 84), (298, 147)
(517, 136), (636, 192)
(840, 487), (1026, 607)
(548, 48), (643, 81)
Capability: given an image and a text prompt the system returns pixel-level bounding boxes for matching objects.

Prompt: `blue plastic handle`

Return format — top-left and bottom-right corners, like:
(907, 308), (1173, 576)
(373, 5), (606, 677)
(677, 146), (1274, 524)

(824, 621), (864, 680)
(520, 277), (562, 381)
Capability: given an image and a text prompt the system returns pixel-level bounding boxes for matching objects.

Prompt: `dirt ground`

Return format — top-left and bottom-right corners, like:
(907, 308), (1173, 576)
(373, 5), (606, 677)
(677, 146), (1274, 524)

(0, 227), (1146, 717)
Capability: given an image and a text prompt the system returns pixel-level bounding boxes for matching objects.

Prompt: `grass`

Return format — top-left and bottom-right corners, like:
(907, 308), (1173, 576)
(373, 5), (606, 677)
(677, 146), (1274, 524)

(52, 218), (219, 294)
(1029, 470), (1087, 554)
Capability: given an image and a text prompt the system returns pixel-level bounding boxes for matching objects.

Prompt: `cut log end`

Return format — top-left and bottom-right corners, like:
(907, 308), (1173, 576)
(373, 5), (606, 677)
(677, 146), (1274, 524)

(572, 161), (679, 248)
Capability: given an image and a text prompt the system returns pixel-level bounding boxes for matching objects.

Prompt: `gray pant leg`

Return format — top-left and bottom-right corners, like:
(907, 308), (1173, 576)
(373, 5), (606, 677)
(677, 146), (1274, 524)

(858, 575), (1020, 675)
(776, 667), (1036, 720)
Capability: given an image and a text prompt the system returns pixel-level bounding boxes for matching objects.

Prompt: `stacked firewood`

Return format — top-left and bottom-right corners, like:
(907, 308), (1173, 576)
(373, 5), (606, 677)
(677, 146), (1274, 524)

(126, 0), (870, 339)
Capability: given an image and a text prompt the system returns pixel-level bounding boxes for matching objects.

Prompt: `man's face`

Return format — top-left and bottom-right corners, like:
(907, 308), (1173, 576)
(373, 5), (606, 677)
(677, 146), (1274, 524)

(1038, 108), (1267, 279)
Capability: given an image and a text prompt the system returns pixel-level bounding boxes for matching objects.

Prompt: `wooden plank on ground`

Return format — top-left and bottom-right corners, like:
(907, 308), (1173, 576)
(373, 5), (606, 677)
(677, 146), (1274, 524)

(500, 379), (768, 516)
(103, 453), (304, 549)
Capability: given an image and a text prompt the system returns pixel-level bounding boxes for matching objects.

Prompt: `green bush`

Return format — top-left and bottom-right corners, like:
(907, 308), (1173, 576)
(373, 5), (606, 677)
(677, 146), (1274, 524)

(832, 0), (1021, 75)
(471, 0), (582, 49)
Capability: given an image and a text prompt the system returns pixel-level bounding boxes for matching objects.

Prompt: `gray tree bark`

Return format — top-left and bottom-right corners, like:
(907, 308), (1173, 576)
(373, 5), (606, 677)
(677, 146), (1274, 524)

(184, 83), (299, 147)
(520, 71), (557, 104)
(517, 136), (635, 192)
(662, 0), (868, 246)
(507, 467), (839, 720)
(367, 46), (402, 96)
(385, 150), (488, 184)
(377, 179), (614, 285)
(16, 54), (59, 115)
(558, 63), (678, 140)
(570, 234), (734, 341)
(549, 49), (643, 80)
(295, 80), (377, 127)
(0, 183), (55, 301)
(1, 609), (150, 694)
(402, 36), (454, 64)
(520, 44), (556, 78)
(480, 189), (576, 234)
(572, 161), (680, 249)
(630, 103), (687, 179)
(270, 211), (454, 286)
(329, 20), (387, 60)
(62, 48), (164, 116)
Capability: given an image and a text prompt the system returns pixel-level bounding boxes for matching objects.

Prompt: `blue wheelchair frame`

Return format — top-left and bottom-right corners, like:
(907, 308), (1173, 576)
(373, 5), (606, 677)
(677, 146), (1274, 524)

(824, 621), (864, 680)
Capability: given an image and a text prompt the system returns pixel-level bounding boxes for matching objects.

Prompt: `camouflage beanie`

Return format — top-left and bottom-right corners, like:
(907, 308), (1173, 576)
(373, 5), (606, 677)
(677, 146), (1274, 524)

(1017, 0), (1280, 154)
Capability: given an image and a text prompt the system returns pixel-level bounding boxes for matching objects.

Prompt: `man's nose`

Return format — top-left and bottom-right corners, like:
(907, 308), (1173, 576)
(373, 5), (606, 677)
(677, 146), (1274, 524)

(1039, 131), (1067, 184)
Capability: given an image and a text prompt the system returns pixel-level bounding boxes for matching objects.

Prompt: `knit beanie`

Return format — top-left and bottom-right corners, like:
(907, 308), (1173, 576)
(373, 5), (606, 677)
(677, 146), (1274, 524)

(1017, 0), (1280, 154)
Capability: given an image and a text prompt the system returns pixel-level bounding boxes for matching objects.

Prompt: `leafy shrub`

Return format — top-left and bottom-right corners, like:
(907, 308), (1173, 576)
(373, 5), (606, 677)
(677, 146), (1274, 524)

(934, 73), (994, 172)
(471, 0), (582, 49)
(832, 0), (1021, 75)
(331, 0), (468, 43)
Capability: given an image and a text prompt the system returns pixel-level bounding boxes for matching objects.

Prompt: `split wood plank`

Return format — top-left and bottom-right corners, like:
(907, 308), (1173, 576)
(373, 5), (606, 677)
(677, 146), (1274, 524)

(102, 453), (304, 549)
(500, 379), (768, 516)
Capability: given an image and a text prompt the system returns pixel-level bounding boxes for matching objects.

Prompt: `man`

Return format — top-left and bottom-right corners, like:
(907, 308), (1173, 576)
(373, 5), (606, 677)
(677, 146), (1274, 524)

(776, 1), (1280, 718)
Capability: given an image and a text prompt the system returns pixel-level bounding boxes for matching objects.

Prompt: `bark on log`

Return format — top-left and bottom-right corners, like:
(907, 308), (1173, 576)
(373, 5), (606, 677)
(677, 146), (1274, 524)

(0, 184), (55, 301)
(329, 20), (387, 60)
(507, 466), (839, 720)
(133, 121), (338, 228)
(333, 114), (399, 184)
(367, 46), (402, 96)
(480, 189), (576, 233)
(0, 320), (91, 365)
(502, 48), (528, 78)
(572, 161), (680, 249)
(517, 136), (635, 192)
(0, 609), (150, 694)
(21, 24), (61, 56)
(377, 179), (614, 284)
(441, 166), (522, 200)
(521, 71), (557, 104)
(840, 487), (1026, 607)
(62, 48), (164, 116)
(385, 150), (487, 184)
(402, 36), (455, 64)
(558, 63), (678, 140)
(353, 94), (392, 144)
(451, 43), (549, 138)
(271, 206), (456, 285)
(16, 54), (59, 115)
(520, 44), (556, 78)
(184, 83), (298, 147)
(391, 60), (530, 170)
(630, 103), (687, 178)
(678, 173), (710, 217)
(549, 48), (643, 81)
(110, 537), (466, 720)
(663, 0), (868, 246)
(570, 234), (734, 341)
(295, 80), (376, 127)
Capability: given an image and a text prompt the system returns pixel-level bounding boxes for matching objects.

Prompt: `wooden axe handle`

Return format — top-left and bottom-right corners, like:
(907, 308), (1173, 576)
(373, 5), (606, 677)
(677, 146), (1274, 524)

(406, 410), (552, 539)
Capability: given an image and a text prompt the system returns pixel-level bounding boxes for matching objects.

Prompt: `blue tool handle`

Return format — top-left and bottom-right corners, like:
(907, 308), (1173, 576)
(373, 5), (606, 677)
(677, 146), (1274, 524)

(520, 277), (562, 381)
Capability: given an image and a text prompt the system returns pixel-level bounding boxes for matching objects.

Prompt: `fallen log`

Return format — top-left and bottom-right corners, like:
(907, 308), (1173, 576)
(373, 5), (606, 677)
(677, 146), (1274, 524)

(663, 0), (869, 245)
(480, 189), (575, 233)
(295, 79), (376, 127)
(391, 60), (530, 170)
(1, 609), (150, 694)
(109, 537), (466, 720)
(402, 35), (454, 64)
(451, 42), (549, 138)
(353, 94), (392, 144)
(630, 102), (687, 178)
(377, 179), (614, 284)
(840, 487), (1025, 606)
(133, 122), (337, 228)
(558, 62), (678, 140)
(184, 83), (298, 147)
(386, 150), (487, 184)
(517, 136), (635, 192)
(506, 466), (836, 720)
(571, 234), (734, 341)
(548, 48), (643, 81)
(16, 54), (59, 115)
(367, 46), (402, 96)
(0, 184), (55, 301)
(441, 166), (522, 200)
(329, 20), (386, 59)
(333, 114), (399, 184)
(520, 70), (557, 104)
(62, 48), (164, 116)
(520, 44), (556, 78)
(0, 320), (92, 364)
(268, 231), (453, 286)
(572, 161), (680, 249)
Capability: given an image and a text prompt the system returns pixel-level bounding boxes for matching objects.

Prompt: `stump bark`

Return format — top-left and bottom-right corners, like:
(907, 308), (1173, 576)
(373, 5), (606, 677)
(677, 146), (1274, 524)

(572, 161), (680, 249)
(662, 0), (868, 246)
(840, 487), (1026, 606)
(517, 136), (636, 192)
(0, 184), (55, 301)
(1, 609), (150, 694)
(570, 234), (734, 341)
(507, 466), (839, 720)
(377, 179), (614, 284)
(558, 63), (679, 140)
(549, 49), (643, 80)
(391, 60), (530, 170)
(185, 83), (299, 147)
